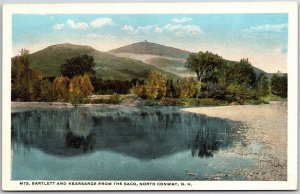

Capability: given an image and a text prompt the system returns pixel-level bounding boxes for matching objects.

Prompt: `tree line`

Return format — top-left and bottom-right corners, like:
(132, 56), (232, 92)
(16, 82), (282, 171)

(12, 50), (94, 103)
(132, 51), (287, 104)
(11, 49), (287, 104)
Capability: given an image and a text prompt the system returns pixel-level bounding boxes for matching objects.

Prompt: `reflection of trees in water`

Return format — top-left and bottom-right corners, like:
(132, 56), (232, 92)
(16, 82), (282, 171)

(66, 110), (95, 152)
(11, 109), (96, 153)
(12, 107), (241, 158)
(65, 132), (95, 152)
(191, 127), (218, 157)
(11, 110), (69, 151)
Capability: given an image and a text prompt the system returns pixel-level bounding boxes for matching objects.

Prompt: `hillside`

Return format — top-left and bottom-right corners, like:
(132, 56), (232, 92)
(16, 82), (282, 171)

(29, 43), (96, 76)
(28, 42), (270, 81)
(110, 41), (269, 78)
(110, 41), (191, 59)
(28, 43), (178, 80)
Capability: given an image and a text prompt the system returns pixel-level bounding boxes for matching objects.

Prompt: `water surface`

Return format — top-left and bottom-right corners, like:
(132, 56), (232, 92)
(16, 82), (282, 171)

(12, 106), (252, 180)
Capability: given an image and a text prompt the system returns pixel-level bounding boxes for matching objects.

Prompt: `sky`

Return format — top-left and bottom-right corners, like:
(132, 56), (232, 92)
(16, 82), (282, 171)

(12, 14), (288, 73)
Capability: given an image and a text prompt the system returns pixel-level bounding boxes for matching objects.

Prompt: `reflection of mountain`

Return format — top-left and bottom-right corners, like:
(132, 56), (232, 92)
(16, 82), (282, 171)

(11, 107), (242, 159)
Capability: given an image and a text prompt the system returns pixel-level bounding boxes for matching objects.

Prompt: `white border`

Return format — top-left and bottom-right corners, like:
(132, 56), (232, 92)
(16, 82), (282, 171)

(2, 2), (298, 191)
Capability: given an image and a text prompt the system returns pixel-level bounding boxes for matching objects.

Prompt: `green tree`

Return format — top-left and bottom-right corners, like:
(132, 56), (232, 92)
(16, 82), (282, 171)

(256, 73), (269, 97)
(226, 83), (256, 103)
(271, 72), (287, 98)
(174, 78), (198, 99)
(186, 51), (223, 82)
(231, 59), (257, 87)
(60, 54), (96, 78)
(217, 59), (257, 101)
(144, 71), (167, 99)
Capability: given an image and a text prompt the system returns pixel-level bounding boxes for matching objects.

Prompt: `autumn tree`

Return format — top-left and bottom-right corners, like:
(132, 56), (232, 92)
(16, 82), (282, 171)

(11, 49), (43, 101)
(69, 73), (94, 103)
(174, 78), (198, 99)
(144, 71), (167, 99)
(60, 54), (96, 78)
(131, 84), (146, 98)
(53, 76), (70, 101)
(39, 79), (56, 101)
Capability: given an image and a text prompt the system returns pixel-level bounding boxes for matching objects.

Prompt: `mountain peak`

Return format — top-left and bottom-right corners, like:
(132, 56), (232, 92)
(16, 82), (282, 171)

(110, 41), (191, 59)
(45, 43), (95, 51)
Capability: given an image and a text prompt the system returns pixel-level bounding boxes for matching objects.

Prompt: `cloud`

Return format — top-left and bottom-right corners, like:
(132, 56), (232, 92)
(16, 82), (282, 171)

(137, 25), (156, 33)
(154, 27), (163, 33)
(172, 17), (192, 23)
(121, 25), (157, 34)
(121, 25), (136, 34)
(67, 19), (89, 30)
(90, 18), (114, 28)
(244, 23), (288, 33)
(164, 24), (203, 37)
(86, 33), (117, 39)
(53, 23), (64, 30)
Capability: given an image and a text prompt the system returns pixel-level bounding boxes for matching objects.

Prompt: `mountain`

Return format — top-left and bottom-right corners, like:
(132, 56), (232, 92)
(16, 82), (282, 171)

(28, 43), (178, 80)
(28, 42), (270, 81)
(110, 41), (194, 77)
(110, 41), (191, 59)
(110, 41), (270, 78)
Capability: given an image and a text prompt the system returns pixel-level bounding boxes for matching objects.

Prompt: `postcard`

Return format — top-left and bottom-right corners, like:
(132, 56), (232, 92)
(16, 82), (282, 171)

(2, 2), (298, 191)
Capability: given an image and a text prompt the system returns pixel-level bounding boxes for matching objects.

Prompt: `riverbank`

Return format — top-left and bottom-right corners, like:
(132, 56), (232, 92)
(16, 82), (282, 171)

(11, 102), (74, 113)
(182, 101), (287, 181)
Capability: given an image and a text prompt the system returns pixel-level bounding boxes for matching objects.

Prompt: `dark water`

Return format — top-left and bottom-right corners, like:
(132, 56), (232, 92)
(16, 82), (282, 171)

(11, 106), (252, 180)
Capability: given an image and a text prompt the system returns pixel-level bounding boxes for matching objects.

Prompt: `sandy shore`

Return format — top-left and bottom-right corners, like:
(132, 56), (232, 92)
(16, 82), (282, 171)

(11, 102), (75, 113)
(182, 102), (287, 181)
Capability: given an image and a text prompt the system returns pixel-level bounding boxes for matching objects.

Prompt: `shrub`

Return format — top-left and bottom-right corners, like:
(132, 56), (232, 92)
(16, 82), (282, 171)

(226, 83), (256, 103)
(160, 98), (185, 106)
(188, 98), (226, 106)
(109, 93), (121, 104)
(131, 84), (146, 98)
(262, 93), (284, 102)
(88, 94), (121, 104)
(142, 99), (161, 106)
(244, 99), (269, 105)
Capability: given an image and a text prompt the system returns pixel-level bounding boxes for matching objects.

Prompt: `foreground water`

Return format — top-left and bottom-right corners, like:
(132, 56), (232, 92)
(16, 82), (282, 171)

(11, 106), (253, 180)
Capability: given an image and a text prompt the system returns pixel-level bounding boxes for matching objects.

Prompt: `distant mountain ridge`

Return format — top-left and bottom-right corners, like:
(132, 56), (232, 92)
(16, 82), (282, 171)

(25, 42), (270, 81)
(28, 43), (178, 80)
(110, 41), (191, 59)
